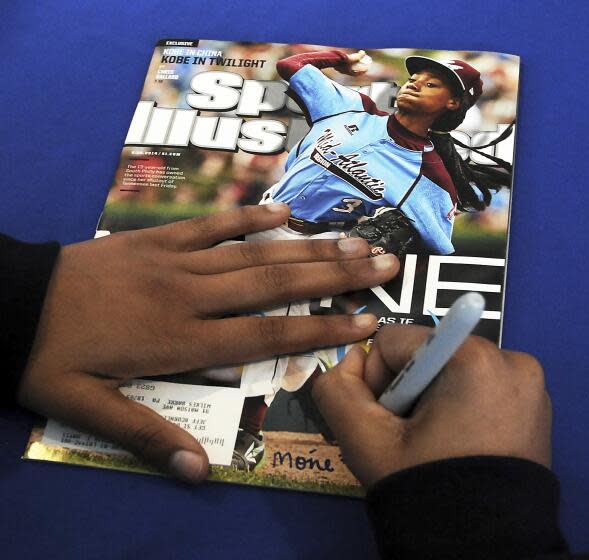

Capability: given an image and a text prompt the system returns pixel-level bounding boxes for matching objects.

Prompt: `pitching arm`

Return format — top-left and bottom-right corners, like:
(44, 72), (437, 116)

(277, 51), (370, 123)
(276, 50), (350, 81)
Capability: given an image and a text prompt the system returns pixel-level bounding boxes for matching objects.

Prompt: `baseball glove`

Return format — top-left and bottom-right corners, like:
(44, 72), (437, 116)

(347, 207), (418, 258)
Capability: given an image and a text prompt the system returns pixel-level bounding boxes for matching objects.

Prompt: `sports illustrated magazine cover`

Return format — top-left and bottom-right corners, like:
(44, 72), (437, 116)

(25, 39), (520, 496)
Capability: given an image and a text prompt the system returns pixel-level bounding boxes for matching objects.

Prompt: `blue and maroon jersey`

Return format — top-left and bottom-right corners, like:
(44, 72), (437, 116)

(273, 56), (458, 255)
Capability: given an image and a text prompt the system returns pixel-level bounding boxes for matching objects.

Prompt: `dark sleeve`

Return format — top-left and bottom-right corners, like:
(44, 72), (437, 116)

(365, 456), (571, 560)
(0, 234), (60, 404)
(276, 50), (349, 80)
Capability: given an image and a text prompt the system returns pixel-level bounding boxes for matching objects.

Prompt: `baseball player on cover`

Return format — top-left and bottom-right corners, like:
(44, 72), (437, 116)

(232, 49), (512, 470)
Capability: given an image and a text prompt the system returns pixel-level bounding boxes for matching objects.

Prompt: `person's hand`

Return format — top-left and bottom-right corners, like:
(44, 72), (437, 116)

(18, 203), (400, 483)
(312, 324), (551, 488)
(339, 50), (372, 76)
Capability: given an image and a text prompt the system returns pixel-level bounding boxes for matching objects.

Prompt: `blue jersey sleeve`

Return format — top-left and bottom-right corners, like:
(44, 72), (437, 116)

(289, 65), (364, 123)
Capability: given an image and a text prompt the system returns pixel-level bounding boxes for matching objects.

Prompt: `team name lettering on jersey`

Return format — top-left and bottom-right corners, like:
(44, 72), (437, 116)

(311, 129), (385, 200)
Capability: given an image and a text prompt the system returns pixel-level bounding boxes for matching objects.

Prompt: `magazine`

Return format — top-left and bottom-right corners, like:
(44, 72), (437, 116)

(24, 39), (519, 496)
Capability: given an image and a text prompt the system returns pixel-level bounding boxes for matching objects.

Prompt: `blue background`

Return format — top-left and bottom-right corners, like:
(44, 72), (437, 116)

(1, 1), (588, 557)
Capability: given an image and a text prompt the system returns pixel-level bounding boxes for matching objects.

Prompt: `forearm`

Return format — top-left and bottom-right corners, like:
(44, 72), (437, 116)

(276, 50), (349, 80)
(0, 234), (60, 404)
(365, 456), (569, 559)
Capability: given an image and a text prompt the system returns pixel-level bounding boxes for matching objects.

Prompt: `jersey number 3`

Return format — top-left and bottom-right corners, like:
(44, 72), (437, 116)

(332, 198), (362, 214)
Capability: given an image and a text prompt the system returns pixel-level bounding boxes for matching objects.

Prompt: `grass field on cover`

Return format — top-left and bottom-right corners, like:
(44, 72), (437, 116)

(24, 428), (363, 497)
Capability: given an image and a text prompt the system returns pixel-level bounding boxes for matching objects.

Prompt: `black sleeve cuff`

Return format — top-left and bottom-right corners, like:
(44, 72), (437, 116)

(365, 456), (569, 560)
(0, 234), (60, 404)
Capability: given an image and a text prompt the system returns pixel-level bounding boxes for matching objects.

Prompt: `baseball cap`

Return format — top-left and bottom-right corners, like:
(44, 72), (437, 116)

(405, 56), (483, 105)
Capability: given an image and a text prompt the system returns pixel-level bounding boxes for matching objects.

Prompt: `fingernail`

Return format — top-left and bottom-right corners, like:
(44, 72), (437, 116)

(265, 202), (289, 213)
(353, 314), (376, 329)
(372, 254), (397, 271)
(169, 450), (207, 483)
(337, 237), (366, 253)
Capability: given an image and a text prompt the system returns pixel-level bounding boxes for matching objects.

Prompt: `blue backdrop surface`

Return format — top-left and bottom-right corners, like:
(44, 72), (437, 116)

(1, 1), (588, 557)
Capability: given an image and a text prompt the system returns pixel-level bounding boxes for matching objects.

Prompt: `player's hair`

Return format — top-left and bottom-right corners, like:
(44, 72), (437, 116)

(430, 94), (514, 212)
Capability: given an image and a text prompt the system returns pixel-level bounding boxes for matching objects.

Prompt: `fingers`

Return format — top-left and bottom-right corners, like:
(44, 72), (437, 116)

(190, 314), (379, 368)
(195, 254), (400, 315)
(151, 204), (291, 252)
(501, 349), (546, 391)
(185, 237), (371, 274)
(27, 374), (210, 484)
(347, 50), (365, 63)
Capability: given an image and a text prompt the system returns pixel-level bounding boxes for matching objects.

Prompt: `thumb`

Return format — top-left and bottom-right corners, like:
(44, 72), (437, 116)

(106, 385), (210, 484)
(334, 344), (369, 379)
(365, 324), (433, 395)
(313, 346), (407, 488)
(312, 346), (377, 440)
(29, 373), (210, 483)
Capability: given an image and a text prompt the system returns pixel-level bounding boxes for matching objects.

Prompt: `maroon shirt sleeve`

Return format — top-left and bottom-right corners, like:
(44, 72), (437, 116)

(276, 50), (349, 80)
